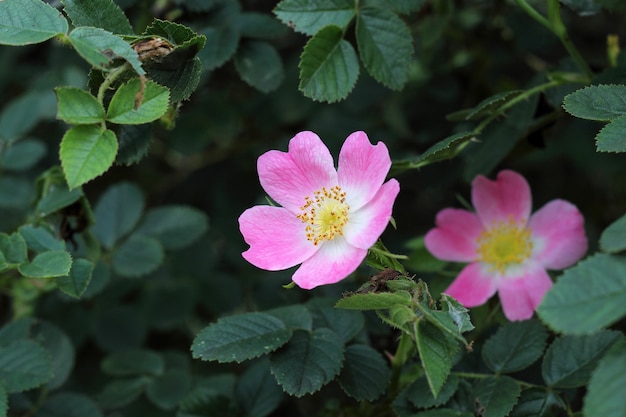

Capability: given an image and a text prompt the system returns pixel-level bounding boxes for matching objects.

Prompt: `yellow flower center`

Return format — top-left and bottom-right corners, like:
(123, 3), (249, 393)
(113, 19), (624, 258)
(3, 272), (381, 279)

(297, 185), (350, 246)
(476, 218), (533, 273)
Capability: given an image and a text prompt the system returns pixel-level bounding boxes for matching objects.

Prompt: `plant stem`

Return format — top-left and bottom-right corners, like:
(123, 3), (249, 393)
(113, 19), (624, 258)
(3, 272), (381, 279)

(388, 329), (415, 396)
(97, 63), (130, 104)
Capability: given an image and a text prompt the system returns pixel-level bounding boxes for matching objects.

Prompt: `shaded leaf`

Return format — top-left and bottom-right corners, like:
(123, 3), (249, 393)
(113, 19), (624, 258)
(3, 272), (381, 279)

(134, 205), (208, 250)
(18, 225), (65, 253)
(407, 374), (459, 409)
(34, 322), (75, 390)
(0, 139), (47, 172)
(509, 388), (565, 417)
(596, 114), (626, 152)
(0, 340), (53, 393)
(61, 0), (133, 35)
(54, 258), (94, 299)
(18, 250), (72, 279)
(415, 320), (458, 398)
(474, 376), (521, 417)
(234, 41), (284, 93)
(101, 349), (165, 376)
(146, 369), (193, 410)
(98, 376), (148, 408)
(38, 392), (103, 417)
(482, 320), (548, 373)
(307, 298), (364, 343)
(265, 304), (313, 331)
(0, 232), (27, 264)
(337, 344), (390, 401)
(69, 27), (144, 75)
(234, 360), (283, 417)
(273, 0), (355, 35)
(197, 25), (240, 71)
(583, 340), (626, 417)
(92, 182), (144, 249)
(111, 235), (163, 277)
(600, 213), (626, 253)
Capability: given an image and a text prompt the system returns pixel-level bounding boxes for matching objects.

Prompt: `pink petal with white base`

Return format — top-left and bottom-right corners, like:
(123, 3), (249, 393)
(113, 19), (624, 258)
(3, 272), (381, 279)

(444, 262), (498, 307)
(528, 199), (587, 270)
(258, 131), (337, 213)
(338, 131), (393, 210)
(343, 179), (400, 249)
(239, 206), (318, 270)
(472, 170), (532, 225)
(497, 262), (553, 321)
(424, 209), (483, 262)
(292, 238), (367, 289)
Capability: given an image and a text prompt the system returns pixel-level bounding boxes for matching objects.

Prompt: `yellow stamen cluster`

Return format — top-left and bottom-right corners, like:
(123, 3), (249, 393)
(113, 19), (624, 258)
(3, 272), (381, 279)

(297, 185), (350, 246)
(476, 218), (533, 273)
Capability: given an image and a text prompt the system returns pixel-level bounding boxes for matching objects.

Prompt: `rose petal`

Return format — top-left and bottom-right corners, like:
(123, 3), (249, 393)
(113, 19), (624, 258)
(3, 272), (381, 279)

(443, 262), (498, 307)
(239, 205), (318, 270)
(472, 170), (532, 226)
(337, 131), (393, 210)
(424, 209), (483, 262)
(529, 199), (587, 270)
(343, 179), (400, 249)
(258, 131), (338, 213)
(292, 238), (367, 289)
(497, 262), (553, 321)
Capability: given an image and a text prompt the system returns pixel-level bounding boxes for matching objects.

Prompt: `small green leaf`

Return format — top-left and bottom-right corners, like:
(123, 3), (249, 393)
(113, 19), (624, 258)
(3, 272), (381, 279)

(146, 369), (193, 410)
(106, 78), (169, 124)
(134, 205), (208, 250)
(542, 330), (621, 388)
(335, 291), (413, 310)
(34, 322), (75, 391)
(448, 91), (524, 122)
(36, 182), (84, 217)
(0, 340), (53, 393)
(55, 87), (105, 124)
(0, 139), (47, 172)
(269, 328), (344, 397)
(509, 388), (565, 417)
(0, 0), (68, 45)
(111, 235), (163, 277)
(583, 340), (626, 417)
(197, 25), (240, 71)
(60, 124), (118, 189)
(102, 349), (165, 376)
(440, 295), (474, 333)
(298, 25), (359, 102)
(600, 213), (626, 253)
(307, 298), (364, 343)
(61, 0), (133, 35)
(54, 258), (94, 299)
(234, 41), (284, 93)
(482, 320), (548, 373)
(356, 8), (413, 90)
(116, 124), (153, 166)
(69, 27), (144, 75)
(273, 0), (355, 35)
(19, 225), (66, 253)
(92, 182), (145, 249)
(563, 84), (626, 121)
(234, 360), (283, 417)
(474, 376), (521, 417)
(337, 344), (390, 401)
(98, 376), (149, 408)
(38, 392), (104, 417)
(596, 114), (626, 152)
(18, 250), (72, 278)
(538, 253), (626, 334)
(417, 131), (475, 166)
(406, 374), (459, 409)
(415, 320), (458, 398)
(0, 232), (28, 264)
(191, 312), (292, 363)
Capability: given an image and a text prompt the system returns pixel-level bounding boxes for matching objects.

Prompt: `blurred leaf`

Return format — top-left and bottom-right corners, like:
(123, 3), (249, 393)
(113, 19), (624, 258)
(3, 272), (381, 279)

(337, 344), (390, 401)
(0, 232), (28, 264)
(560, 0), (601, 15)
(93, 306), (146, 352)
(265, 304), (313, 331)
(298, 25), (359, 102)
(61, 0), (133, 35)
(583, 340), (626, 417)
(0, 318), (35, 346)
(448, 91), (524, 122)
(440, 295), (474, 333)
(59, 124), (118, 189)
(0, 340), (53, 393)
(482, 320), (547, 373)
(563, 84), (626, 121)
(234, 41), (284, 93)
(146, 369), (193, 410)
(509, 388), (565, 417)
(273, 0), (355, 35)
(82, 261), (111, 299)
(134, 205), (208, 250)
(0, 0), (68, 45)
(0, 139), (47, 172)
(0, 91), (56, 142)
(416, 320), (458, 398)
(413, 131), (475, 168)
(18, 250), (72, 279)
(143, 282), (195, 330)
(191, 312), (292, 363)
(474, 376), (521, 417)
(197, 25), (240, 71)
(116, 124), (153, 165)
(236, 12), (289, 39)
(92, 182), (144, 249)
(406, 374), (459, 409)
(36, 182), (84, 217)
(363, 0), (427, 14)
(106, 78), (169, 124)
(19, 225), (65, 253)
(38, 392), (103, 417)
(111, 235), (163, 277)
(34, 322), (75, 391)
(538, 253), (626, 334)
(54, 258), (94, 299)
(596, 115), (626, 152)
(0, 176), (34, 209)
(542, 330), (621, 388)
(69, 27), (144, 75)
(55, 87), (105, 124)
(307, 298), (364, 343)
(234, 360), (283, 417)
(98, 376), (149, 408)
(595, 0), (626, 12)
(102, 349), (165, 376)
(0, 385), (5, 417)
(173, 0), (219, 12)
(600, 212), (626, 253)
(336, 291), (413, 310)
(356, 8), (413, 90)
(269, 328), (344, 397)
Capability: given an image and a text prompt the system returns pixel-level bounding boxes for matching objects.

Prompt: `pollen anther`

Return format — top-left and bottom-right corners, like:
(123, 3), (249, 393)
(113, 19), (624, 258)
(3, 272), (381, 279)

(297, 185), (350, 245)
(476, 217), (533, 273)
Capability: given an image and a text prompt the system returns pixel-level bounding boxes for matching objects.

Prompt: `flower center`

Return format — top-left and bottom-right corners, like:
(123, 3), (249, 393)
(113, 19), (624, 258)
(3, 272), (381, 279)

(476, 218), (533, 273)
(297, 185), (350, 246)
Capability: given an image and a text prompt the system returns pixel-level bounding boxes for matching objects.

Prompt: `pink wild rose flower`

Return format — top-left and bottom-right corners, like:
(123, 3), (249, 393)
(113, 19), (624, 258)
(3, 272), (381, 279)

(239, 131), (400, 289)
(424, 170), (587, 321)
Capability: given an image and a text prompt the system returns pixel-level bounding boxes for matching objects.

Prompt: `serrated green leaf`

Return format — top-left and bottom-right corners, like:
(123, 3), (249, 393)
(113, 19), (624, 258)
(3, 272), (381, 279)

(144, 18), (201, 46)
(38, 392), (103, 417)
(269, 328), (344, 397)
(134, 205), (208, 250)
(265, 304), (313, 331)
(234, 41), (284, 93)
(60, 124), (118, 189)
(600, 213), (626, 253)
(0, 232), (27, 264)
(356, 8), (413, 90)
(415, 320), (458, 398)
(102, 349), (165, 376)
(55, 87), (105, 124)
(234, 360), (283, 417)
(35, 181), (84, 216)
(273, 0), (355, 35)
(482, 320), (547, 373)
(0, 139), (47, 172)
(337, 344), (390, 401)
(406, 374), (459, 409)
(474, 376), (521, 417)
(412, 131), (475, 168)
(19, 225), (66, 253)
(563, 84), (626, 121)
(197, 25), (240, 71)
(509, 388), (565, 417)
(147, 369), (193, 410)
(69, 27), (144, 75)
(106, 78), (169, 124)
(18, 250), (72, 278)
(92, 182), (144, 249)
(111, 235), (163, 277)
(583, 340), (626, 417)
(307, 298), (364, 343)
(542, 330), (621, 388)
(61, 0), (133, 35)
(98, 376), (149, 408)
(0, 0), (68, 45)
(335, 291), (413, 310)
(596, 114), (626, 152)
(54, 258), (94, 299)
(440, 294), (474, 333)
(116, 124), (153, 165)
(34, 321), (75, 390)
(538, 253), (626, 334)
(191, 312), (292, 363)
(448, 90), (524, 121)
(299, 25), (359, 102)
(0, 340), (53, 393)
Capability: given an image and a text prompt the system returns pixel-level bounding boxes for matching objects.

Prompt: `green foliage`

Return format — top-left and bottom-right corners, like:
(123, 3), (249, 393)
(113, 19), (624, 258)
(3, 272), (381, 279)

(0, 340), (53, 393)
(600, 213), (626, 253)
(337, 344), (390, 401)
(583, 341), (626, 417)
(106, 78), (170, 124)
(473, 376), (521, 417)
(234, 41), (284, 93)
(273, 0), (355, 36)
(0, 0), (69, 45)
(61, 0), (134, 35)
(18, 250), (72, 278)
(482, 320), (548, 373)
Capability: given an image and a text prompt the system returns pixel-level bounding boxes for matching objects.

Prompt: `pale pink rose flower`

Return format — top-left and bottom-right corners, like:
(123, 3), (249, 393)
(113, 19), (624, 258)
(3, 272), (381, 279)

(425, 170), (587, 321)
(239, 131), (400, 289)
